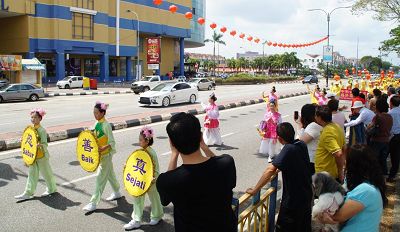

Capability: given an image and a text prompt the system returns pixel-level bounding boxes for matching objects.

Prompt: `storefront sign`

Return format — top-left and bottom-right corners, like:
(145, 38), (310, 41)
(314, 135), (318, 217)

(148, 64), (160, 70)
(147, 38), (161, 64)
(0, 55), (22, 71)
(340, 89), (368, 101)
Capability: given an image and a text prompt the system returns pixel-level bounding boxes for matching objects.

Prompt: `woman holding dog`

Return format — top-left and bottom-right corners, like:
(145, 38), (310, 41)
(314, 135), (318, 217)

(317, 144), (387, 231)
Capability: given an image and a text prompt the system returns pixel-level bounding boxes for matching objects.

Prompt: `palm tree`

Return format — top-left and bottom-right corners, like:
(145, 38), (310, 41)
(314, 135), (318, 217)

(204, 31), (226, 76)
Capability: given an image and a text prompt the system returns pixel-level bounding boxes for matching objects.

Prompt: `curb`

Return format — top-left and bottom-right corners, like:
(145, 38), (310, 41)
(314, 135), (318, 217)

(1, 91), (309, 151)
(44, 90), (134, 98)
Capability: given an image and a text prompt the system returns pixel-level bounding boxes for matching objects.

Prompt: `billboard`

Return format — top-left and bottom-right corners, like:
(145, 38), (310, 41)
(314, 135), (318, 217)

(0, 55), (22, 71)
(147, 37), (161, 65)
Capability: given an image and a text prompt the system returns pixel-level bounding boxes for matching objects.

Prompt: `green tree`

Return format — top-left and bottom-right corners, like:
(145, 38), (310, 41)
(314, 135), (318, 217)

(351, 0), (400, 21)
(204, 31), (226, 75)
(381, 25), (400, 55)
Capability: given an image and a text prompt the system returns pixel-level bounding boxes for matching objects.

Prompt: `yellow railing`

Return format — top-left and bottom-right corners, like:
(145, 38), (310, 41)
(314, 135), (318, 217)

(236, 175), (278, 232)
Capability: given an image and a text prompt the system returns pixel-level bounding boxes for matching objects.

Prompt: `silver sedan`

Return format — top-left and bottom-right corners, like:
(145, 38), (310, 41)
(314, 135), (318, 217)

(0, 83), (45, 103)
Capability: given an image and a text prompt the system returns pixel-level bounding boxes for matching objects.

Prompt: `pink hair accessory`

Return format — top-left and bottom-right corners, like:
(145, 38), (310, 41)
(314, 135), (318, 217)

(30, 108), (46, 117)
(95, 101), (109, 110)
(140, 126), (154, 139)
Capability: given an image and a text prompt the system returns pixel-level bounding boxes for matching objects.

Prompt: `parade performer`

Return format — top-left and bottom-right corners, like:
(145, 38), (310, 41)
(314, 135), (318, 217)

(314, 87), (328, 105)
(307, 85), (319, 104)
(202, 93), (222, 146)
(348, 76), (353, 89)
(262, 86), (279, 111)
(124, 127), (164, 230)
(83, 101), (121, 212)
(360, 78), (367, 91)
(15, 109), (57, 200)
(258, 99), (282, 163)
(331, 81), (342, 99)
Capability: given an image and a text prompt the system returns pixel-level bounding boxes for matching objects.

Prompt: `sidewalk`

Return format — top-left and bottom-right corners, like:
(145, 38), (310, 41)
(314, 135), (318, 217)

(0, 91), (309, 151)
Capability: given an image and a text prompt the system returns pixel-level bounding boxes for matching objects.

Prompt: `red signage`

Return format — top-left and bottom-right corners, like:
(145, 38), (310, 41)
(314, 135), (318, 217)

(147, 38), (161, 64)
(339, 89), (368, 101)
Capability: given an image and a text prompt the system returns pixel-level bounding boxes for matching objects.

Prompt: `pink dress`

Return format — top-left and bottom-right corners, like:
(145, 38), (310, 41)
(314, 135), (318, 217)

(264, 93), (279, 112)
(202, 103), (222, 145)
(259, 111), (282, 161)
(315, 92), (328, 105)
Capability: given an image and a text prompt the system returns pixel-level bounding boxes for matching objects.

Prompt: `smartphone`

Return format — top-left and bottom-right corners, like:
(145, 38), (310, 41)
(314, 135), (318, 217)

(294, 111), (299, 121)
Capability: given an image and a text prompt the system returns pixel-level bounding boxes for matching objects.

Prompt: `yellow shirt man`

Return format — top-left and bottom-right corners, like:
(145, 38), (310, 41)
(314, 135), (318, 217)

(315, 122), (345, 178)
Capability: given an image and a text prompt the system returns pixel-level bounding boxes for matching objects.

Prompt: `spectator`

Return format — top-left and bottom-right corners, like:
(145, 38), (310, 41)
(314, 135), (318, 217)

(317, 145), (386, 232)
(315, 105), (346, 182)
(388, 95), (400, 182)
(247, 122), (312, 232)
(297, 104), (323, 175)
(328, 99), (347, 129)
(344, 101), (375, 128)
(369, 89), (382, 113)
(368, 98), (393, 175)
(387, 87), (397, 105)
(156, 113), (237, 232)
(351, 88), (366, 107)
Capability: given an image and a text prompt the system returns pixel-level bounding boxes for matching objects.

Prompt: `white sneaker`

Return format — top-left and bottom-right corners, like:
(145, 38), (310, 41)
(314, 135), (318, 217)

(149, 218), (161, 226)
(123, 220), (141, 230)
(41, 189), (56, 197)
(106, 192), (122, 201)
(82, 202), (96, 212)
(14, 193), (33, 201)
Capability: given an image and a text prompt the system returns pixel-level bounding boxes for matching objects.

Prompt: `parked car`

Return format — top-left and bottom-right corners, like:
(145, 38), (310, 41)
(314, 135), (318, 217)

(302, 75), (318, 84)
(195, 72), (205, 78)
(56, 76), (84, 89)
(188, 78), (214, 90)
(0, 83), (45, 103)
(131, 75), (175, 94)
(138, 82), (198, 107)
(176, 76), (187, 82)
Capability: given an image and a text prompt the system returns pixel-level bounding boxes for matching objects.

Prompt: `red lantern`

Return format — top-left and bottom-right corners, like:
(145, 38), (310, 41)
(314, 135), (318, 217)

(282, 44), (287, 48)
(366, 73), (371, 80)
(254, 38), (260, 43)
(381, 70), (385, 79)
(358, 70), (362, 77)
(169, 5), (178, 13)
(153, 0), (163, 5)
(239, 33), (245, 39)
(273, 42), (277, 47)
(267, 41), (272, 46)
(197, 17), (205, 25)
(230, 30), (237, 36)
(185, 12), (193, 19)
(210, 22), (217, 29)
(247, 36), (253, 41)
(220, 27), (227, 33)
(278, 43), (282, 47)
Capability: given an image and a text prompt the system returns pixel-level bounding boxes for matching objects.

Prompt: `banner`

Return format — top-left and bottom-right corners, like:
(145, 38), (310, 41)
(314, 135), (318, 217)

(147, 37), (161, 64)
(323, 45), (333, 63)
(0, 55), (22, 71)
(339, 89), (368, 101)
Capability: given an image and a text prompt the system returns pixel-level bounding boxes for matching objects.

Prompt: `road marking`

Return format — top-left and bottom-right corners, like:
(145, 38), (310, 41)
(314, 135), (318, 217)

(0, 122), (16, 126)
(45, 115), (72, 120)
(61, 174), (97, 187)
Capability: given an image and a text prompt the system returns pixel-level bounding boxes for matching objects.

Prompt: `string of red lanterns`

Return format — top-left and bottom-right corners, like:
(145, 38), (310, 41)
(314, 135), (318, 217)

(153, 0), (328, 49)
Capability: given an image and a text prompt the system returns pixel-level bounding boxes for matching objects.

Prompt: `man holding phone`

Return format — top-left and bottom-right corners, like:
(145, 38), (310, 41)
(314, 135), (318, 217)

(156, 113), (237, 232)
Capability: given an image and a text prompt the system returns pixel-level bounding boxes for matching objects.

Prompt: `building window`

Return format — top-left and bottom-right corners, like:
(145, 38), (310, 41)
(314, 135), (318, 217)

(84, 58), (100, 77)
(109, 59), (118, 76)
(72, 13), (94, 40)
(192, 8), (196, 15)
(75, 0), (94, 10)
(120, 58), (126, 77)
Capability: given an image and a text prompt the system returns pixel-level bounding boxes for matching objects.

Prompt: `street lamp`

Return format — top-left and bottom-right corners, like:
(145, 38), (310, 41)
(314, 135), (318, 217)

(127, 9), (140, 81)
(308, 6), (351, 88)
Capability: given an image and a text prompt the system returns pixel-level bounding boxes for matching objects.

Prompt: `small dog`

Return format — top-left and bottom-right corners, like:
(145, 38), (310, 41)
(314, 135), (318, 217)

(312, 172), (346, 232)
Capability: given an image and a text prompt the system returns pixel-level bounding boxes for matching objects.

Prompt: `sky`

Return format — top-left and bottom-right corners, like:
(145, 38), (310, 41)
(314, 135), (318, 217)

(185, 0), (400, 64)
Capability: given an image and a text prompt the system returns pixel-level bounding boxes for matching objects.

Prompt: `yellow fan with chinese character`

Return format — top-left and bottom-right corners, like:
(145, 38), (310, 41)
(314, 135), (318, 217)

(21, 126), (39, 165)
(123, 149), (155, 197)
(76, 130), (100, 172)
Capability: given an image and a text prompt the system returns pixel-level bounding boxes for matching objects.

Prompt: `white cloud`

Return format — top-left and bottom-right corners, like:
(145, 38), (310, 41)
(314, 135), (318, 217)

(186, 0), (399, 64)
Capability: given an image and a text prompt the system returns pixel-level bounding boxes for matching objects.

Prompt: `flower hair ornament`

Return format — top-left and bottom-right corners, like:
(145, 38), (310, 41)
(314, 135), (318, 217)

(30, 108), (46, 117)
(95, 101), (109, 111)
(140, 126), (154, 139)
(210, 92), (216, 98)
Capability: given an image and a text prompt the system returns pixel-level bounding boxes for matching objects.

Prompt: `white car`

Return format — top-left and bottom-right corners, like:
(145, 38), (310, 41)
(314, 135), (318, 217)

(138, 82), (198, 107)
(56, 76), (84, 89)
(188, 78), (214, 90)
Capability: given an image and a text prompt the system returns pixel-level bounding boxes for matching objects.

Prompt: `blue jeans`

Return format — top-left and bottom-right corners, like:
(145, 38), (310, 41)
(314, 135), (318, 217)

(369, 141), (389, 175)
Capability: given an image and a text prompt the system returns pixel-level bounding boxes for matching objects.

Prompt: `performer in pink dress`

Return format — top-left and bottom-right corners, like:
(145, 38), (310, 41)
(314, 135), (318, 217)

(314, 87), (328, 105)
(262, 86), (279, 112)
(202, 93), (222, 146)
(258, 99), (282, 162)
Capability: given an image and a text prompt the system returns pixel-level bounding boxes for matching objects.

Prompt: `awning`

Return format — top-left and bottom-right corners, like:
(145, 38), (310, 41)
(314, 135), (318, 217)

(22, 58), (45, 71)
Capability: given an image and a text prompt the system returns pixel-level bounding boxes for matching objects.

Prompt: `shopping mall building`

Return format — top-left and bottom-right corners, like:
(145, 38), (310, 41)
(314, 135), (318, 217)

(0, 0), (205, 83)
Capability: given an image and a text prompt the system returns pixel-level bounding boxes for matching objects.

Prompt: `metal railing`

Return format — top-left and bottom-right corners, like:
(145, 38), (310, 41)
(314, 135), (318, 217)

(237, 174), (278, 232)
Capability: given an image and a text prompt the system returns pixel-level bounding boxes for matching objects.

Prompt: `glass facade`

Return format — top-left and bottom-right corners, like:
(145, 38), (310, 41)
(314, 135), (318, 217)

(185, 0), (205, 48)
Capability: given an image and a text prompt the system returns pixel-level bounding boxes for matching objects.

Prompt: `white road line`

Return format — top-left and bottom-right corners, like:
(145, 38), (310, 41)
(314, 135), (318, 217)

(0, 122), (16, 126)
(61, 174), (97, 186)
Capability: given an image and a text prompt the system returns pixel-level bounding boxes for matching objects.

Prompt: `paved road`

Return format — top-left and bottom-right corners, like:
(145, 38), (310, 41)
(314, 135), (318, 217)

(0, 82), (315, 134)
(0, 94), (309, 232)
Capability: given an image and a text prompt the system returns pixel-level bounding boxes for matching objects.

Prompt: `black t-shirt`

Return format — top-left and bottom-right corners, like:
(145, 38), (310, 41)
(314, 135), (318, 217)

(272, 140), (312, 209)
(156, 154), (237, 232)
